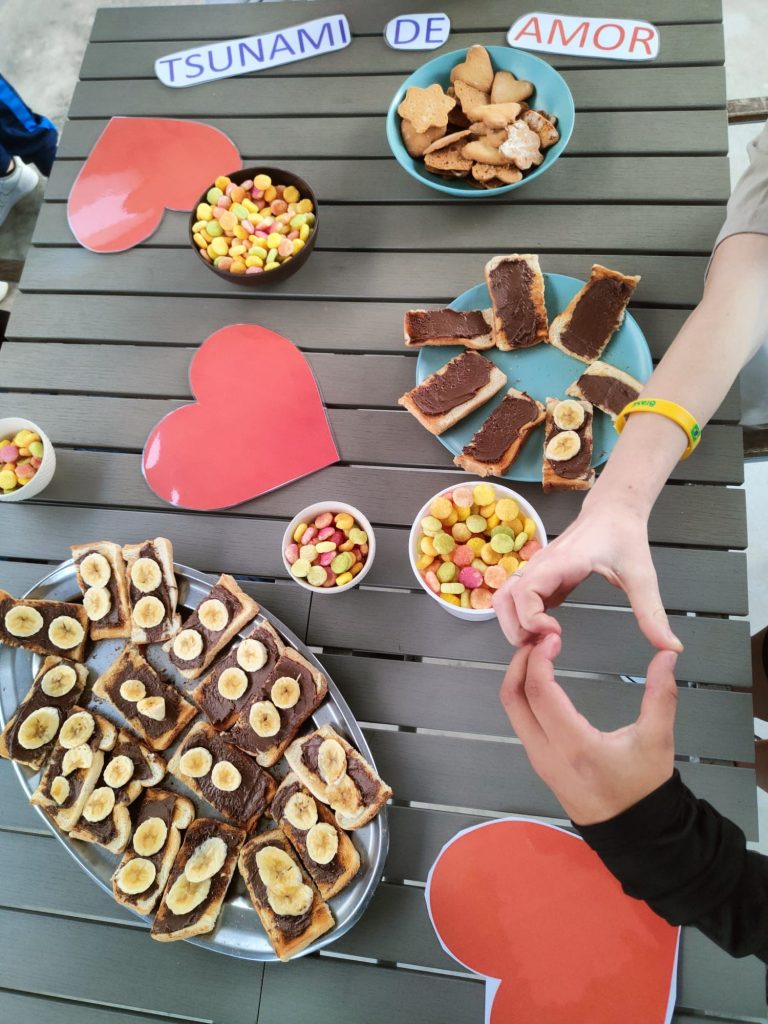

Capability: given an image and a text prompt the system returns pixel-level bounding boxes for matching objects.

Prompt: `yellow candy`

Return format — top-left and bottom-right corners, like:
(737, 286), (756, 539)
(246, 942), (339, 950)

(473, 483), (495, 506)
(230, 261), (246, 274)
(452, 523), (471, 543)
(293, 522), (308, 543)
(264, 262), (280, 271)
(192, 220), (207, 233)
(441, 593), (461, 606)
(215, 176), (231, 191)
(0, 469), (17, 491)
(523, 517), (536, 539)
(467, 537), (485, 555)
(430, 496), (453, 520)
(420, 536), (437, 557)
(254, 174), (272, 189)
(316, 541), (337, 553)
(518, 560), (528, 570)
(245, 255), (264, 268)
(455, 506), (471, 522)
(196, 202), (213, 220)
(264, 186), (277, 202)
(206, 243), (218, 259)
(510, 518), (524, 535)
(416, 553), (434, 571)
(251, 246), (268, 261)
(486, 513), (500, 530)
(283, 185), (300, 203)
(211, 236), (229, 256)
(479, 502), (496, 518)
(292, 238), (305, 255)
(336, 571), (353, 586)
(230, 245), (246, 256)
(299, 223), (311, 241)
(297, 198), (313, 214)
(193, 232), (206, 248)
(233, 225), (248, 240)
(460, 590), (471, 608)
(500, 555), (520, 574)
(443, 509), (458, 527)
(480, 543), (501, 565)
(335, 512), (355, 530)
(0, 438), (10, 447)
(266, 232), (283, 249)
(495, 498), (519, 522)
(242, 198), (258, 213)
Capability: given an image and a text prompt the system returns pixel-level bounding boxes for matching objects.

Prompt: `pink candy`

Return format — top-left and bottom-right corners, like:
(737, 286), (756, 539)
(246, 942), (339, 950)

(453, 544), (474, 567)
(285, 543), (299, 565)
(317, 526), (335, 541)
(246, 266), (263, 274)
(314, 512), (333, 529)
(331, 530), (344, 546)
(470, 587), (493, 609)
(217, 196), (231, 209)
(425, 570), (440, 594)
(302, 526), (317, 543)
(519, 540), (542, 560)
(241, 220), (255, 234)
(322, 571), (337, 588)
(319, 550), (336, 566)
(0, 445), (18, 462)
(15, 462), (35, 480)
(240, 179), (254, 191)
(458, 566), (483, 589)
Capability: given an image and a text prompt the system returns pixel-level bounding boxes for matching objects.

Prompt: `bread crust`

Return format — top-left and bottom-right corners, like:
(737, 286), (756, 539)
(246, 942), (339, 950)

(122, 538), (181, 644)
(70, 540), (132, 640)
(399, 354), (507, 436)
(454, 386), (546, 477)
(0, 589), (90, 661)
(566, 360), (644, 420)
(484, 254), (548, 350)
(548, 264), (640, 364)
(542, 398), (595, 492)
(404, 307), (494, 349)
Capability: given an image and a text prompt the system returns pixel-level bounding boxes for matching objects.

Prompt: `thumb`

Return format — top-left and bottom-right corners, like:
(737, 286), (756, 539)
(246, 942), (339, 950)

(623, 561), (684, 653)
(638, 650), (679, 741)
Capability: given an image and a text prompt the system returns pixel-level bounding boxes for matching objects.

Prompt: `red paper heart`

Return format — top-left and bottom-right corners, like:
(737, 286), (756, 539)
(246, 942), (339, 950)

(427, 819), (679, 1024)
(143, 325), (338, 510)
(67, 117), (240, 252)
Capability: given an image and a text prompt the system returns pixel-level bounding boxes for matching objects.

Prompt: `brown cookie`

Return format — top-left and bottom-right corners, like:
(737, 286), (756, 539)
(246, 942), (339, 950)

(490, 70), (534, 105)
(499, 121), (544, 170)
(423, 129), (472, 155)
(462, 139), (509, 167)
(424, 143), (473, 176)
(453, 80), (490, 122)
(522, 109), (560, 148)
(401, 120), (445, 158)
(397, 84), (455, 134)
(450, 45), (494, 93)
(473, 103), (522, 129)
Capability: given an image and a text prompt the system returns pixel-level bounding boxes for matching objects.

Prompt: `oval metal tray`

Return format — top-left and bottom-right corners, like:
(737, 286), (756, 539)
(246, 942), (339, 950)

(0, 560), (389, 961)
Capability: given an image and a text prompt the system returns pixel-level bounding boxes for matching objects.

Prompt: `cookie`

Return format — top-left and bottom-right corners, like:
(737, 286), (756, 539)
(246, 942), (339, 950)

(490, 70), (534, 104)
(424, 143), (473, 176)
(450, 44), (494, 93)
(401, 120), (445, 158)
(521, 109), (560, 149)
(499, 120), (544, 170)
(453, 80), (490, 122)
(397, 83), (455, 134)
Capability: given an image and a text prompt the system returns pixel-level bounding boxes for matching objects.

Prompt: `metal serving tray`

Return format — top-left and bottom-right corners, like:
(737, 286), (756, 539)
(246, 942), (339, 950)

(0, 560), (389, 961)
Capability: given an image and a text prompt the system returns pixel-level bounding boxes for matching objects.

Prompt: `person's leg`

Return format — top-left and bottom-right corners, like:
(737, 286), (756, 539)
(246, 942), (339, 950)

(0, 75), (58, 177)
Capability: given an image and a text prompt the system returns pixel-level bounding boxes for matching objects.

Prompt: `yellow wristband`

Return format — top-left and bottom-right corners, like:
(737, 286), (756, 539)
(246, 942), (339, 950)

(614, 398), (701, 460)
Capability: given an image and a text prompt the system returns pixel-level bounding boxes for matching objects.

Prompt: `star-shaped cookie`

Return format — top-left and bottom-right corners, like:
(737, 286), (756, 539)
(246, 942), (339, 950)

(398, 84), (456, 134)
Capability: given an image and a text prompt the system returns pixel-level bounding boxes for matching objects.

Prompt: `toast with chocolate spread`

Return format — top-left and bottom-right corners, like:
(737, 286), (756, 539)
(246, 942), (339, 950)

(399, 350), (507, 436)
(404, 307), (494, 349)
(454, 386), (546, 477)
(548, 265), (640, 363)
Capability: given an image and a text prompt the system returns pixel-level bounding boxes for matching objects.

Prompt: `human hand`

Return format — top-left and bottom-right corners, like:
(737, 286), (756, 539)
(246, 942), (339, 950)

(492, 500), (683, 652)
(500, 633), (678, 825)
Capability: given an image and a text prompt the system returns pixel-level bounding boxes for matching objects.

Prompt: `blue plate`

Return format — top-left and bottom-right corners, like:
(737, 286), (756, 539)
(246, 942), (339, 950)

(386, 46), (574, 198)
(415, 273), (653, 482)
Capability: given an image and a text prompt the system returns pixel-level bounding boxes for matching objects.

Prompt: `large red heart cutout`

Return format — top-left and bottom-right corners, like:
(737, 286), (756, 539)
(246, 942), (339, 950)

(426, 819), (679, 1024)
(143, 325), (339, 510)
(67, 117), (240, 252)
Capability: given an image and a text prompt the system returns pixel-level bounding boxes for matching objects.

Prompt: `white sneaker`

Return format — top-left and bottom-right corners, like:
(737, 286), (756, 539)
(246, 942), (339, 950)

(0, 158), (38, 228)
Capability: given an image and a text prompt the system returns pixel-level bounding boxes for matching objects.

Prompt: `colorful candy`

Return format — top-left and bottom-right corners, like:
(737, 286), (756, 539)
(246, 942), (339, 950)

(287, 509), (370, 588)
(415, 485), (543, 609)
(0, 429), (45, 494)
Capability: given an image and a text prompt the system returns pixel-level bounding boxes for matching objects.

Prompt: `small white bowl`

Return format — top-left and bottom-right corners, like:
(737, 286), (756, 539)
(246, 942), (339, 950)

(0, 417), (56, 503)
(409, 482), (548, 622)
(282, 501), (376, 595)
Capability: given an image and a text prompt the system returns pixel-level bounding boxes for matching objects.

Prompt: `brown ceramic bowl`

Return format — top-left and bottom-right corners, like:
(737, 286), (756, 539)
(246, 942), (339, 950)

(188, 165), (319, 286)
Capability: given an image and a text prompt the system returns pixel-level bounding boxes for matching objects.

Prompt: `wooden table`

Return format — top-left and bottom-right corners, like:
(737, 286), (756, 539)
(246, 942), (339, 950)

(0, 1), (763, 1019)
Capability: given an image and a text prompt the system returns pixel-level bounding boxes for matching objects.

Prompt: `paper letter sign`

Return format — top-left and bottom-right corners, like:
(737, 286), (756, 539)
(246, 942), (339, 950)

(156, 15), (351, 87)
(385, 13), (451, 51)
(508, 12), (659, 61)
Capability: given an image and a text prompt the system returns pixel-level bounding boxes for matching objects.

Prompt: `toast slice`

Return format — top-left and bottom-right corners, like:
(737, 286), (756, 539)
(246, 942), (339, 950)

(224, 649), (328, 768)
(165, 574), (259, 681)
(123, 538), (181, 644)
(238, 829), (334, 961)
(399, 351), (507, 436)
(111, 788), (195, 916)
(454, 386), (546, 477)
(285, 725), (392, 831)
(71, 540), (132, 641)
(0, 656), (88, 769)
(566, 360), (644, 420)
(542, 397), (596, 492)
(271, 773), (361, 900)
(0, 590), (89, 661)
(404, 307), (494, 349)
(548, 264), (640, 363)
(484, 254), (548, 350)
(151, 817), (245, 942)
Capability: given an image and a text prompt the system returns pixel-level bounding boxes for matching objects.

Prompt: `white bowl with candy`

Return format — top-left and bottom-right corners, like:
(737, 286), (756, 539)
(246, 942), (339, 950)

(409, 481), (547, 621)
(282, 502), (376, 595)
(0, 416), (57, 503)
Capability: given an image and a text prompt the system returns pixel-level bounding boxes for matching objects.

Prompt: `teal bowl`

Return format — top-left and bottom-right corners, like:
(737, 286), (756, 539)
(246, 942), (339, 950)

(386, 46), (574, 198)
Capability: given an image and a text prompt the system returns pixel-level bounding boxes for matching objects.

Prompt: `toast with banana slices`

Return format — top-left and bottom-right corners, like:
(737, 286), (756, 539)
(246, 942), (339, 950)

(0, 590), (89, 661)
(542, 397), (595, 492)
(151, 817), (245, 942)
(165, 574), (260, 681)
(168, 721), (277, 831)
(30, 707), (117, 832)
(238, 829), (334, 961)
(71, 540), (132, 641)
(0, 656), (88, 769)
(566, 360), (643, 420)
(123, 538), (181, 645)
(285, 725), (392, 831)
(112, 788), (195, 916)
(92, 645), (197, 751)
(224, 649), (328, 768)
(271, 773), (361, 900)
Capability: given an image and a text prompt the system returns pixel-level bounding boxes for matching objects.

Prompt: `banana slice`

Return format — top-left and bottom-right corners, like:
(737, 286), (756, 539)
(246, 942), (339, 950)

(104, 754), (134, 788)
(137, 696), (166, 721)
(198, 599), (229, 632)
(283, 791), (318, 831)
(249, 700), (281, 738)
(80, 552), (112, 588)
(237, 638), (267, 673)
(50, 775), (70, 805)
(83, 586), (112, 622)
(317, 739), (347, 784)
(133, 816), (168, 856)
(116, 857), (156, 895)
(267, 883), (314, 917)
(130, 557), (162, 593)
(271, 676), (300, 710)
(545, 429), (582, 462)
(255, 847), (302, 895)
(17, 706), (60, 749)
(62, 742), (93, 775)
(41, 663), (77, 697)
(165, 874), (210, 915)
(184, 837), (227, 883)
(4, 605), (44, 638)
(59, 710), (95, 749)
(217, 667), (248, 701)
(179, 746), (213, 778)
(133, 596), (165, 629)
(119, 678), (146, 703)
(306, 823), (339, 865)
(172, 629), (203, 662)
(211, 760), (241, 792)
(83, 786), (116, 822)
(48, 615), (85, 651)
(553, 399), (586, 431)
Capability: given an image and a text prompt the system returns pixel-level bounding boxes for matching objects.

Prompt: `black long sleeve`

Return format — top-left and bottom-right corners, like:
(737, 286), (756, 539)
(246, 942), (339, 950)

(574, 770), (768, 963)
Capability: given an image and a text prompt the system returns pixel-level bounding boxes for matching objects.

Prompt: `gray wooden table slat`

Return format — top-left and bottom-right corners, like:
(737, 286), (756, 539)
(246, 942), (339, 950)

(0, 992), (182, 1024)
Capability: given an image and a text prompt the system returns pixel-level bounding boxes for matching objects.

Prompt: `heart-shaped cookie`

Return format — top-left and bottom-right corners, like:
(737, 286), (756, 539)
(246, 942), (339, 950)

(143, 325), (338, 510)
(426, 819), (679, 1024)
(67, 117), (240, 252)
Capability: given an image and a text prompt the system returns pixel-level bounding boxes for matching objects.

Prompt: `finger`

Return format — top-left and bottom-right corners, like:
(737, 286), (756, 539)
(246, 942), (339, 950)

(493, 578), (530, 646)
(499, 645), (548, 752)
(637, 650), (679, 742)
(495, 565), (567, 642)
(622, 560), (684, 653)
(524, 633), (592, 747)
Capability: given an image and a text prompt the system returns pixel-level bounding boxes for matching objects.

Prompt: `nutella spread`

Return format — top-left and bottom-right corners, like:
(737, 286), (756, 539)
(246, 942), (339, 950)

(243, 841), (314, 940)
(180, 731), (272, 825)
(488, 260), (540, 347)
(41, 715), (107, 811)
(463, 394), (540, 464)
(560, 278), (633, 360)
(78, 811), (119, 845)
(105, 662), (184, 740)
(271, 780), (343, 887)
(575, 373), (639, 417)
(406, 308), (488, 344)
(199, 626), (281, 727)
(6, 663), (81, 762)
(129, 543), (173, 642)
(226, 655), (318, 755)
(169, 583), (242, 670)
(346, 759), (381, 804)
(75, 550), (122, 627)
(301, 735), (324, 775)
(546, 411), (593, 479)
(410, 352), (492, 417)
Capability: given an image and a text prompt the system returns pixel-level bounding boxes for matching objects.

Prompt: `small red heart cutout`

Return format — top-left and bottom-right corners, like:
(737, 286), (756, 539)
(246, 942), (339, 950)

(143, 324), (339, 510)
(427, 819), (679, 1024)
(67, 116), (240, 252)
